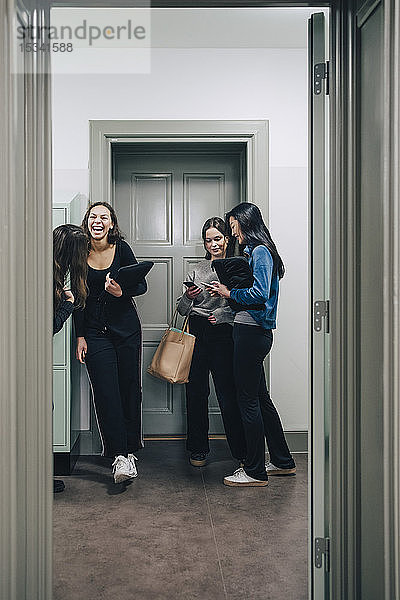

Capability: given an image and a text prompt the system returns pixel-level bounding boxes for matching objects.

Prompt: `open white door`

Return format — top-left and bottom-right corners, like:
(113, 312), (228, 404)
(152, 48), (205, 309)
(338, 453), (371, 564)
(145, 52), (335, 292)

(308, 11), (330, 600)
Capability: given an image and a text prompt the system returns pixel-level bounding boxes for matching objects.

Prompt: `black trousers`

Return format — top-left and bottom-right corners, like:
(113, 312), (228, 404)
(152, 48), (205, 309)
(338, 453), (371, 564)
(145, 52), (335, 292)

(186, 316), (246, 459)
(85, 326), (143, 458)
(233, 323), (295, 481)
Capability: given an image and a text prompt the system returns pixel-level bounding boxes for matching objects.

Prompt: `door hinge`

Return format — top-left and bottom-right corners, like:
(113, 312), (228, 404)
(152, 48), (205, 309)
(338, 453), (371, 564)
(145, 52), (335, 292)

(313, 300), (329, 333)
(314, 537), (330, 572)
(314, 61), (329, 95)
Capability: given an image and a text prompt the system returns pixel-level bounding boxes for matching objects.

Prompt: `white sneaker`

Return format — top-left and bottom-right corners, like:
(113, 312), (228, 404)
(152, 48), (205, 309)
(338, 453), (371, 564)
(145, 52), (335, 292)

(223, 467), (268, 487)
(265, 461), (296, 476)
(112, 455), (135, 483)
(127, 453), (138, 478)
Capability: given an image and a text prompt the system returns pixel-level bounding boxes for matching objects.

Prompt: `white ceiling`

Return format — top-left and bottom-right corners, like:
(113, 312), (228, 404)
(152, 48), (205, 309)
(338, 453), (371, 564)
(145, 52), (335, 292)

(150, 8), (326, 48)
(51, 7), (328, 49)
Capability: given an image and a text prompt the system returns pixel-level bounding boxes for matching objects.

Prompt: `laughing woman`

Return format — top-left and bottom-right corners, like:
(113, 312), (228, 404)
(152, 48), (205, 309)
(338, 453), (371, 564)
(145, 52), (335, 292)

(211, 203), (296, 487)
(73, 202), (147, 484)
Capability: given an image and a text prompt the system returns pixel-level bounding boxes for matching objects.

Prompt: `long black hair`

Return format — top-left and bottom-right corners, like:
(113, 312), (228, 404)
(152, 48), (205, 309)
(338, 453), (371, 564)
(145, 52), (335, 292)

(225, 203), (285, 279)
(201, 217), (228, 260)
(53, 224), (88, 310)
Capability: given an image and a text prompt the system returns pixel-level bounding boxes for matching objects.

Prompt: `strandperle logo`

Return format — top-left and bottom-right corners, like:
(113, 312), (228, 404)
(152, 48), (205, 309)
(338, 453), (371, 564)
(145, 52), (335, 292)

(13, 8), (151, 74)
(17, 20), (147, 46)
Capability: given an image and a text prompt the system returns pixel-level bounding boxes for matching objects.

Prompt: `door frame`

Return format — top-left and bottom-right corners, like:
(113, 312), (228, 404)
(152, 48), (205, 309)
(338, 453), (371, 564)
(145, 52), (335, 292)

(89, 120), (269, 216)
(1, 2), (53, 599)
(3, 1), (400, 599)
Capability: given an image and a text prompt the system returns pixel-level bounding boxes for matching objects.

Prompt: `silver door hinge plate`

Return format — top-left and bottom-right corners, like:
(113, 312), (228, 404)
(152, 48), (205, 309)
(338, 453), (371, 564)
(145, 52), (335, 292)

(314, 61), (329, 95)
(315, 537), (330, 571)
(314, 300), (329, 333)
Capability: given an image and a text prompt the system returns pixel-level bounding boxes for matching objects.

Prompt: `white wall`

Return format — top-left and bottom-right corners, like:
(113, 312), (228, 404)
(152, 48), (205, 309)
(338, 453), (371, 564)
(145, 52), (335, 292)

(52, 13), (310, 432)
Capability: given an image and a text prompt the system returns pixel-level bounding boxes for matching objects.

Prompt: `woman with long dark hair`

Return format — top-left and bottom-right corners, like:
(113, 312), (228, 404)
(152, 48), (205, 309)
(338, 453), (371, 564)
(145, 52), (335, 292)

(177, 217), (246, 467)
(53, 224), (88, 334)
(211, 203), (295, 486)
(73, 202), (147, 484)
(53, 224), (88, 492)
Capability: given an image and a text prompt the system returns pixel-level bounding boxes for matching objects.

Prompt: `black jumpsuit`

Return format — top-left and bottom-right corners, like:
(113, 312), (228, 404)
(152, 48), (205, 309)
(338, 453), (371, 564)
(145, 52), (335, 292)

(73, 240), (147, 458)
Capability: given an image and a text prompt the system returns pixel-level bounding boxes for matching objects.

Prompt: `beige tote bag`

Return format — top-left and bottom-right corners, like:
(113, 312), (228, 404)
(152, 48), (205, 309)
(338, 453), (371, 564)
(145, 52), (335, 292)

(147, 310), (195, 384)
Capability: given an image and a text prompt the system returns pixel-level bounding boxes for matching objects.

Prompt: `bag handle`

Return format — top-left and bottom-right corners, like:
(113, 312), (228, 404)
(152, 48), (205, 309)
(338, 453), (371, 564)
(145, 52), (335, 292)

(170, 309), (190, 340)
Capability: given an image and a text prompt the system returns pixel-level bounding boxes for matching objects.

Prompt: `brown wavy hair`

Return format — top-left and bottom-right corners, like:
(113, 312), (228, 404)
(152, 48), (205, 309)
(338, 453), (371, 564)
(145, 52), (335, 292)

(81, 201), (124, 246)
(201, 217), (228, 260)
(53, 225), (88, 311)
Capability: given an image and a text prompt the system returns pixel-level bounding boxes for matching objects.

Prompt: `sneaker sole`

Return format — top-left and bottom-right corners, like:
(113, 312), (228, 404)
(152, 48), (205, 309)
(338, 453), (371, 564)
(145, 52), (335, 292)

(190, 458), (206, 467)
(114, 472), (135, 483)
(223, 478), (268, 487)
(267, 468), (296, 476)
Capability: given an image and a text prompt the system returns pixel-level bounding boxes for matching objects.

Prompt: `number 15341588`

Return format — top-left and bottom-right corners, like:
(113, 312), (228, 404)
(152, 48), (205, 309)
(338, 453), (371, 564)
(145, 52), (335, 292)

(19, 42), (73, 52)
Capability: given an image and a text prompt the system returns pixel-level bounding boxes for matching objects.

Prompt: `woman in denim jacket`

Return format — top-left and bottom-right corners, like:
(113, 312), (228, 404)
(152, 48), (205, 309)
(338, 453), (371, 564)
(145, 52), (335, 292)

(211, 203), (296, 487)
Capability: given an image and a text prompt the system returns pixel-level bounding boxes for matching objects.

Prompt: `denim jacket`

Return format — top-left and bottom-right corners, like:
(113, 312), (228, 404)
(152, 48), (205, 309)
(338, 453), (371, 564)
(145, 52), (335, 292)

(229, 244), (279, 330)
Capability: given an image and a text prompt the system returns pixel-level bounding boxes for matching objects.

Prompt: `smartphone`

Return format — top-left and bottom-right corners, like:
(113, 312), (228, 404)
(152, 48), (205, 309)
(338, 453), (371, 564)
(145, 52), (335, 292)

(183, 281), (197, 288)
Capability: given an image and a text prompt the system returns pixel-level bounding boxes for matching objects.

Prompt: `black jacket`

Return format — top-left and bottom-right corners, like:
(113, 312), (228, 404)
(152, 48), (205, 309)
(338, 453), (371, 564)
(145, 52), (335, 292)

(53, 297), (74, 335)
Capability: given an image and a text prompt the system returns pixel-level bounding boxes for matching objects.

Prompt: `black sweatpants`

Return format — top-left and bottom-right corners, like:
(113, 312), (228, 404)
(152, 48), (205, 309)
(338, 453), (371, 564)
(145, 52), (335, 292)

(186, 316), (246, 460)
(85, 327), (143, 458)
(233, 323), (295, 481)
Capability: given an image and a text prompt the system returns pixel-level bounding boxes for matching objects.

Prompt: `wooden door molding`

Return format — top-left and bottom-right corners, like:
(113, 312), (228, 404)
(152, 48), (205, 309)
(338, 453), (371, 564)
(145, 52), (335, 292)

(89, 120), (269, 222)
(0, 2), (53, 599)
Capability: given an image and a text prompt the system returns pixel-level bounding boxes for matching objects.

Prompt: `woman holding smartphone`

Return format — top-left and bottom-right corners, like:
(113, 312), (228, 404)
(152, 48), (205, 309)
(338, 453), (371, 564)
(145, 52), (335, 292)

(74, 202), (147, 484)
(211, 203), (296, 487)
(177, 217), (246, 467)
(53, 224), (88, 492)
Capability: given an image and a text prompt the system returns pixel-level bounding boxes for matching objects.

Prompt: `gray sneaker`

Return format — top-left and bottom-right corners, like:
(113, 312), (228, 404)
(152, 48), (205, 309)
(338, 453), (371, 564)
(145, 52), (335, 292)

(112, 455), (135, 483)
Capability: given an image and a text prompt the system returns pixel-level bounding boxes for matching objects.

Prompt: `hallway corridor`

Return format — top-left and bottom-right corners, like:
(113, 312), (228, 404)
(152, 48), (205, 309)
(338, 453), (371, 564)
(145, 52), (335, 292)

(53, 441), (307, 600)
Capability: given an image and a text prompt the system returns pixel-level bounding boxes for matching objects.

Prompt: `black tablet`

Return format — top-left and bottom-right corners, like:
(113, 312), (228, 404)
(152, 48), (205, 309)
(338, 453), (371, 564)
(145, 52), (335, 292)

(115, 261), (154, 289)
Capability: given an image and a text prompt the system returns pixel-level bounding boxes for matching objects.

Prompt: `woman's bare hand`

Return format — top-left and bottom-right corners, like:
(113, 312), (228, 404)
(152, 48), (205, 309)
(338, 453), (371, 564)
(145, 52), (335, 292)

(208, 314), (217, 325)
(186, 285), (202, 300)
(76, 337), (87, 364)
(208, 281), (230, 298)
(105, 272), (122, 297)
(63, 286), (75, 304)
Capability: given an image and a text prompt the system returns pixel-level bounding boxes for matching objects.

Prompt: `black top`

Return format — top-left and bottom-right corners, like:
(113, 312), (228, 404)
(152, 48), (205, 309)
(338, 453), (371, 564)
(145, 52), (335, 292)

(53, 297), (74, 335)
(73, 240), (147, 338)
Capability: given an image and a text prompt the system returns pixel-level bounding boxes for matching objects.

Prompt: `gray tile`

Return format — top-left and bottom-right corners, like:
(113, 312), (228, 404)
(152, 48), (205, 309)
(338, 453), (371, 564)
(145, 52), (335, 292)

(53, 442), (308, 600)
(54, 443), (226, 600)
(201, 453), (308, 600)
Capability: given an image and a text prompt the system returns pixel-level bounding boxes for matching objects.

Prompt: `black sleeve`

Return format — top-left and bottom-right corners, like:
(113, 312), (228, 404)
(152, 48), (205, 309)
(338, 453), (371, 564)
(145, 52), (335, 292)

(118, 240), (147, 298)
(53, 300), (74, 335)
(72, 307), (85, 338)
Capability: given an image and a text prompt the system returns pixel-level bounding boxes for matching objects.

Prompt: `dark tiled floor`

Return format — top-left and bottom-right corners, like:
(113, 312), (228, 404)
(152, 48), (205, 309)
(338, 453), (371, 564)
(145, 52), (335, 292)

(53, 441), (307, 600)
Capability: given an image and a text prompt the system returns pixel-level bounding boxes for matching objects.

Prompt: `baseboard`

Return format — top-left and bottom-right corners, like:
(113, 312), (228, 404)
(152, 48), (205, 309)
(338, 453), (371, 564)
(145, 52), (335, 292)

(144, 431), (308, 453)
(77, 430), (308, 456)
(284, 431), (308, 453)
(53, 434), (80, 475)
